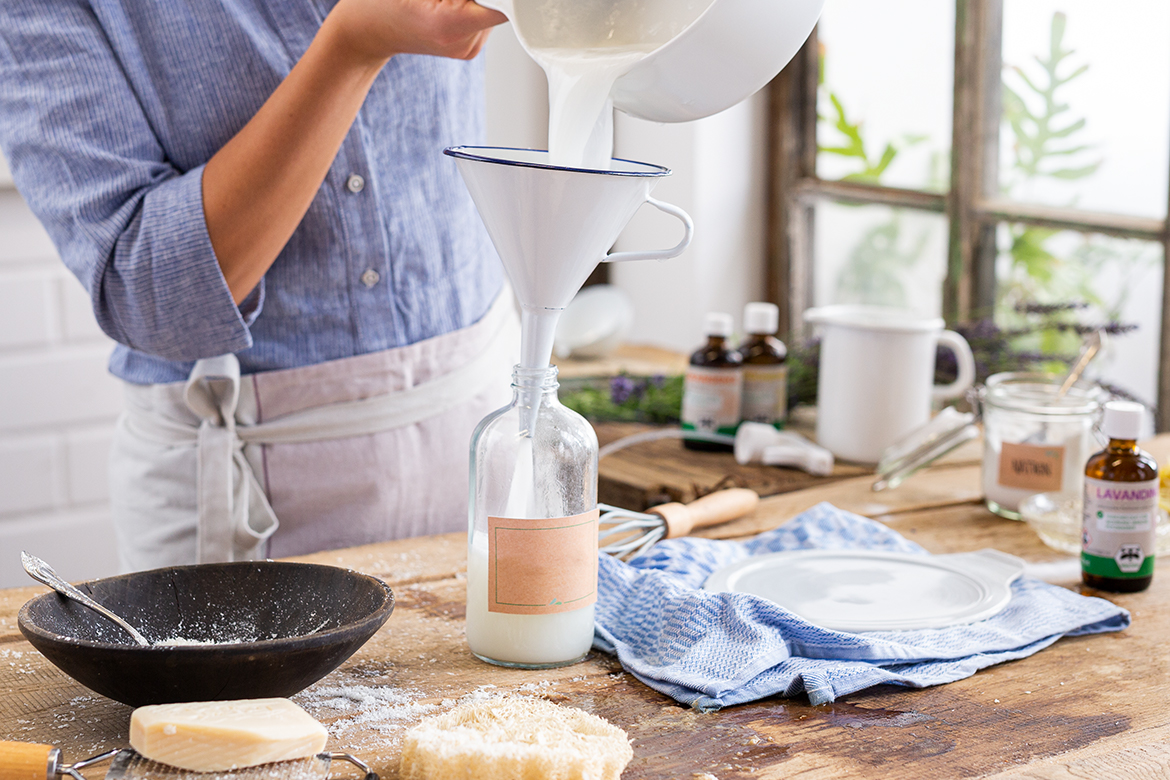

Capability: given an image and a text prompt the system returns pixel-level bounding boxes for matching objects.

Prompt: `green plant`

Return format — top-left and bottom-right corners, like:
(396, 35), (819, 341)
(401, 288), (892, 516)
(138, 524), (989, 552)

(817, 47), (938, 308)
(831, 213), (931, 309)
(819, 93), (924, 185)
(1001, 13), (1101, 189)
(997, 11), (1155, 364)
(559, 374), (685, 424)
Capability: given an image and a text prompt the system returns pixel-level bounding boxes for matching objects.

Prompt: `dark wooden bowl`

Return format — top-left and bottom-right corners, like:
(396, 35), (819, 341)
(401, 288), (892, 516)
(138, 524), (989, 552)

(17, 561), (394, 707)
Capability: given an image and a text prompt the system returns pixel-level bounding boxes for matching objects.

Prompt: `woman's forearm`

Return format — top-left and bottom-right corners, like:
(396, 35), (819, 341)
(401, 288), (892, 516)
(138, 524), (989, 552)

(202, 19), (387, 304)
(202, 0), (504, 304)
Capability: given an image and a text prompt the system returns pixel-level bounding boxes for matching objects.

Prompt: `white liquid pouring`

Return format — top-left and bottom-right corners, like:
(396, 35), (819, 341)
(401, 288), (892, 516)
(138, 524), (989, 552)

(533, 45), (657, 169)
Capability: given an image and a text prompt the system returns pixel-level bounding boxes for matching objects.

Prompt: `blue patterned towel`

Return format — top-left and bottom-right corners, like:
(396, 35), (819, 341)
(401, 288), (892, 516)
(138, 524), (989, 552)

(593, 502), (1129, 710)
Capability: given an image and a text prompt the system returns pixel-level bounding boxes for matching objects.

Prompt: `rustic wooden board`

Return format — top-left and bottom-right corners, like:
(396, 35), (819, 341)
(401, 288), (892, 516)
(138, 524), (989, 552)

(593, 418), (984, 512)
(594, 421), (870, 510)
(2, 454), (1167, 778)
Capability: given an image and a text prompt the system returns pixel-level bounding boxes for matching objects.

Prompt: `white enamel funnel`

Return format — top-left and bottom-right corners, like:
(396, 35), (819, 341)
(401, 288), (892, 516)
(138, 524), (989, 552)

(445, 146), (693, 370)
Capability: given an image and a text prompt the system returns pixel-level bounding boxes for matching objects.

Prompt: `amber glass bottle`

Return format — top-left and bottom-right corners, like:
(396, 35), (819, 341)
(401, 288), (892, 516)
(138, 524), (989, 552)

(1081, 401), (1158, 593)
(739, 302), (788, 428)
(681, 312), (742, 452)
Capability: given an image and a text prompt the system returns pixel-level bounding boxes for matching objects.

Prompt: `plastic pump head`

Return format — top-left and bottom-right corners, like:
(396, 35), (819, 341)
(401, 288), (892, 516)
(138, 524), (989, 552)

(734, 422), (834, 476)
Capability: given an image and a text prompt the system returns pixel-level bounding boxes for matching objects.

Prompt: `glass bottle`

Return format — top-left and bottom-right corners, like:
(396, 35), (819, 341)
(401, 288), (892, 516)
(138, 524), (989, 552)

(1081, 401), (1158, 593)
(739, 302), (788, 428)
(467, 365), (599, 668)
(682, 312), (743, 452)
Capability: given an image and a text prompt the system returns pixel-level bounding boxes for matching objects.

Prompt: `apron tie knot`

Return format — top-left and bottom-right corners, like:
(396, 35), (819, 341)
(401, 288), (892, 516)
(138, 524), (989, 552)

(184, 355), (279, 563)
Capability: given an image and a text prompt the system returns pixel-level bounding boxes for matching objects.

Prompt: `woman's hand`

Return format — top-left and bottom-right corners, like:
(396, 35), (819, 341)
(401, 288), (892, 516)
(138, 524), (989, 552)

(325, 0), (508, 67)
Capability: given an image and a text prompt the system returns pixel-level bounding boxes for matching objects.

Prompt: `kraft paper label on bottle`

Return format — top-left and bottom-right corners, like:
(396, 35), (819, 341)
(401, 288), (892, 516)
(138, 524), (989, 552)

(996, 442), (1065, 491)
(741, 365), (788, 425)
(1081, 476), (1158, 578)
(681, 366), (742, 434)
(487, 509), (599, 615)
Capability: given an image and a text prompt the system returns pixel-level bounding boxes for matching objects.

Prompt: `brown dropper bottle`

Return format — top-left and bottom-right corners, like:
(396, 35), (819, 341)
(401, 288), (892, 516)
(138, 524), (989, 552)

(739, 302), (789, 428)
(681, 312), (742, 452)
(1081, 400), (1158, 593)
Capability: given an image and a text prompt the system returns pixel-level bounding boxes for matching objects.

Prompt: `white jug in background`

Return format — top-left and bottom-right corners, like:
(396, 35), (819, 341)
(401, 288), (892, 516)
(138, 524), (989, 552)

(804, 305), (976, 465)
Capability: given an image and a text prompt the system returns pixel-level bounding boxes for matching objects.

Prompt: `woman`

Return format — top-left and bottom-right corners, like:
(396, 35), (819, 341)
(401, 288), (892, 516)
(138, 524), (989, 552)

(0, 0), (518, 570)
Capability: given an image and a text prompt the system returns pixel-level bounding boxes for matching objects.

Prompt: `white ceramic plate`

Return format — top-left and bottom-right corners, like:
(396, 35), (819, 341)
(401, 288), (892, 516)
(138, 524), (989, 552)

(703, 549), (1025, 632)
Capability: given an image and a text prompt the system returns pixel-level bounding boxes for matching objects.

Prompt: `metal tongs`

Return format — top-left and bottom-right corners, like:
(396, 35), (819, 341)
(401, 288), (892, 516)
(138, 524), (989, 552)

(0, 743), (378, 780)
(871, 328), (1105, 492)
(871, 405), (980, 492)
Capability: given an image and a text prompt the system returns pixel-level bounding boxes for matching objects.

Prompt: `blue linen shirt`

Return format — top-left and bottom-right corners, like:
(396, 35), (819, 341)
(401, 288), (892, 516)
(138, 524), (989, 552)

(0, 1), (504, 384)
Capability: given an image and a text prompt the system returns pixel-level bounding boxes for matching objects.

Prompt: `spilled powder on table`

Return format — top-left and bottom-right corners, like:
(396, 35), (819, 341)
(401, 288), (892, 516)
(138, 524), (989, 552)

(295, 683), (439, 763)
(293, 681), (567, 765)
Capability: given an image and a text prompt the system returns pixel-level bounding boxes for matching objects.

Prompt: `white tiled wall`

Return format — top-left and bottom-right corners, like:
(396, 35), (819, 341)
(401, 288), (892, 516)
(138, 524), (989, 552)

(0, 184), (121, 588)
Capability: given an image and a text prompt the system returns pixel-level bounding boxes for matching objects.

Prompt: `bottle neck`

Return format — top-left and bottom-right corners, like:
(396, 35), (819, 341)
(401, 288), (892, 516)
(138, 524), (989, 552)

(511, 364), (559, 395)
(1107, 437), (1139, 453)
(706, 335), (727, 350)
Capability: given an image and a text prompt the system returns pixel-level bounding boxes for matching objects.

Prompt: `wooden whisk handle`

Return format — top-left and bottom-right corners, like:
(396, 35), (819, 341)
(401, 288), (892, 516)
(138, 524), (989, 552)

(0, 742), (58, 780)
(650, 488), (760, 539)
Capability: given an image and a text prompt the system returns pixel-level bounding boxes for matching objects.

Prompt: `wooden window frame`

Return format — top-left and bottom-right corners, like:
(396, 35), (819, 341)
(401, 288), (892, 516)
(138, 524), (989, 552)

(766, 0), (1170, 429)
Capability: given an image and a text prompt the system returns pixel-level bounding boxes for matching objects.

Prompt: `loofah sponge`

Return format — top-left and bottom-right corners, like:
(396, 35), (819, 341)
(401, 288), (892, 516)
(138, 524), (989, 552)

(399, 696), (633, 780)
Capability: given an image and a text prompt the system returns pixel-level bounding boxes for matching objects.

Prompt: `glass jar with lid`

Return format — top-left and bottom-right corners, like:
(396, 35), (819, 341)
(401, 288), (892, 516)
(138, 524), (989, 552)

(980, 372), (1107, 520)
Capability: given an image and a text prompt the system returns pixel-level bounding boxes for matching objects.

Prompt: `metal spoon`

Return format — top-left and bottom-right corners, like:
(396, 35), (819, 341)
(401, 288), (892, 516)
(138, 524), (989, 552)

(20, 551), (150, 646)
(1057, 328), (1105, 398)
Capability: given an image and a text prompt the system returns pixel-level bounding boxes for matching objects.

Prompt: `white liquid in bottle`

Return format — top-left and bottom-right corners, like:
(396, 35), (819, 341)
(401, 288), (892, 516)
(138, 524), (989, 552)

(466, 537), (596, 667)
(466, 369), (598, 668)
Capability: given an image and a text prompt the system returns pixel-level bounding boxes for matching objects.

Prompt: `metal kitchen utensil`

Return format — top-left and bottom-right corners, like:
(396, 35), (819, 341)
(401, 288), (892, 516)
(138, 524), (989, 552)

(0, 743), (377, 780)
(599, 488), (759, 559)
(1057, 328), (1105, 398)
(872, 406), (981, 492)
(871, 329), (1108, 494)
(20, 552), (150, 646)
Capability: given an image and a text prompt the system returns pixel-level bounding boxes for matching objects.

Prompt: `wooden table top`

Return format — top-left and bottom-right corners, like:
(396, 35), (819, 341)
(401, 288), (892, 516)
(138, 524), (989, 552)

(3, 437), (1169, 779)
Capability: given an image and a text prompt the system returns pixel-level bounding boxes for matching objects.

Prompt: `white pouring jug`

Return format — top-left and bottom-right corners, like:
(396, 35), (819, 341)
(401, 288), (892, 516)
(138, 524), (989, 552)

(479, 0), (825, 123)
(804, 305), (977, 465)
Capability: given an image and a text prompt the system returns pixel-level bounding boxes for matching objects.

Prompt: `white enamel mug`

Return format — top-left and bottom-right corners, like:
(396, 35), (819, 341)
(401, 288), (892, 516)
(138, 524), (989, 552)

(804, 305), (977, 464)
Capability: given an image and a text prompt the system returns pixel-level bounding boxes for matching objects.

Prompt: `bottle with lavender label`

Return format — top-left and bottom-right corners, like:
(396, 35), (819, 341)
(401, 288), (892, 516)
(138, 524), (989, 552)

(1081, 401), (1157, 593)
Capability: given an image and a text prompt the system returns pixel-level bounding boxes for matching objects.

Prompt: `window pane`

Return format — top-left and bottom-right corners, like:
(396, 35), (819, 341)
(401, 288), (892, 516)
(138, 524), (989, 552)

(816, 0), (954, 192)
(1001, 1), (1170, 219)
(813, 202), (949, 317)
(995, 226), (1163, 405)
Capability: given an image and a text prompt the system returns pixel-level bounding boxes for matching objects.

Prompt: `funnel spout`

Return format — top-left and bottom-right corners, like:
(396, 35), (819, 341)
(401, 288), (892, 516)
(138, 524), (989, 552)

(521, 306), (562, 370)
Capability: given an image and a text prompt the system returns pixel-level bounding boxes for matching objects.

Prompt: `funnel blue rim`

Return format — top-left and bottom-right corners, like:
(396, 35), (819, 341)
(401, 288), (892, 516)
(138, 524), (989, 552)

(444, 145), (671, 177)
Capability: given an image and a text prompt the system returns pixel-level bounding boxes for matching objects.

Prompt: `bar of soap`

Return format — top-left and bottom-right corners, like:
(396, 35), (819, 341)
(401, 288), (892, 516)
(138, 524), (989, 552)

(129, 698), (328, 772)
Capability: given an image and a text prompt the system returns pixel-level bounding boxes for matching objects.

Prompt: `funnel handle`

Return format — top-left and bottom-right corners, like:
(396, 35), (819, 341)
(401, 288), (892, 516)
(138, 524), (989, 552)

(602, 197), (694, 263)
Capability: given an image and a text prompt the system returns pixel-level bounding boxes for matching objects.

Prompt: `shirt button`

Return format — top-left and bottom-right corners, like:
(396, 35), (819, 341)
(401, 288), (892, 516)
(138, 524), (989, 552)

(360, 268), (380, 288)
(346, 174), (365, 193)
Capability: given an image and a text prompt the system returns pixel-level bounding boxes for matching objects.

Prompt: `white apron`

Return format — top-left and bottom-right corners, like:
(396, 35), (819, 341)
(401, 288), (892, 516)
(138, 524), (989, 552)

(109, 290), (519, 572)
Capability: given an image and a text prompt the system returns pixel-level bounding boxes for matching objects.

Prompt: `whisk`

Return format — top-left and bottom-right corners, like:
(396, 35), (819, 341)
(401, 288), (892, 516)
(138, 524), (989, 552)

(599, 488), (760, 559)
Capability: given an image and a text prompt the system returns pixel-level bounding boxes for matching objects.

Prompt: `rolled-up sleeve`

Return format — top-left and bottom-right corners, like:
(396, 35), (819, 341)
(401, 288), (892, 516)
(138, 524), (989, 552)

(0, 1), (260, 361)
